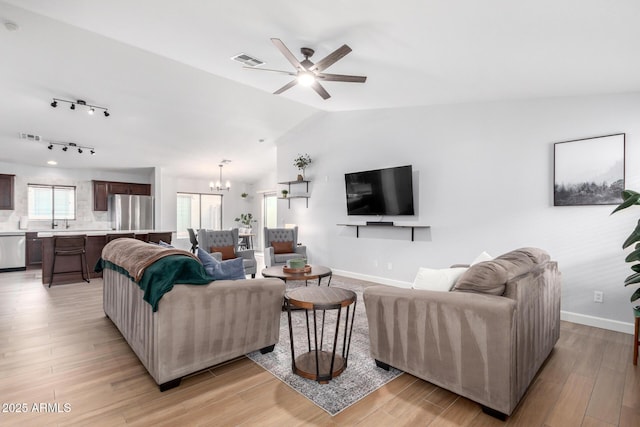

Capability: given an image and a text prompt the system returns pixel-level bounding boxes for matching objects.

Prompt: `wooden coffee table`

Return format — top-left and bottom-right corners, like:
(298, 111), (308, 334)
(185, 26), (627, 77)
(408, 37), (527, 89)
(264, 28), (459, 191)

(285, 286), (357, 383)
(261, 264), (332, 286)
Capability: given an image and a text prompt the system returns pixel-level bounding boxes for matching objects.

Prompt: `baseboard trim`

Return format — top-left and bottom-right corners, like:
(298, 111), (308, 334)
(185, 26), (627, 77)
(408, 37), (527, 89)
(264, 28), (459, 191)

(331, 269), (412, 289)
(560, 310), (634, 335)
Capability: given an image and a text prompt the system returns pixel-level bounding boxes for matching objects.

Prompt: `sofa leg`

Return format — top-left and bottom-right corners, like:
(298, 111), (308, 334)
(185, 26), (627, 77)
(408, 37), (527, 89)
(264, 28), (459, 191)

(375, 359), (391, 371)
(159, 378), (182, 392)
(260, 344), (275, 354)
(481, 405), (508, 421)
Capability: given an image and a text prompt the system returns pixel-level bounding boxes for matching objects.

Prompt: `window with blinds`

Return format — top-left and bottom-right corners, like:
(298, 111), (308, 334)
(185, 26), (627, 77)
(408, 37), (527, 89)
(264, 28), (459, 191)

(28, 184), (76, 220)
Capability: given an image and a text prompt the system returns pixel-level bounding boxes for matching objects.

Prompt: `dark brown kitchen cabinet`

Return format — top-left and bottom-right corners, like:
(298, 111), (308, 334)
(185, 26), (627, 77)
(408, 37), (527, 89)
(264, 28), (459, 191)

(26, 232), (43, 266)
(92, 180), (152, 211)
(0, 174), (15, 210)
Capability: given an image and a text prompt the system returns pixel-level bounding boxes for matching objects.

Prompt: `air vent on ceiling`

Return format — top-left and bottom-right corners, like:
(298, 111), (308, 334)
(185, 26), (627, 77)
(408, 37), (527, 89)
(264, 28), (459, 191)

(19, 132), (41, 142)
(231, 53), (264, 67)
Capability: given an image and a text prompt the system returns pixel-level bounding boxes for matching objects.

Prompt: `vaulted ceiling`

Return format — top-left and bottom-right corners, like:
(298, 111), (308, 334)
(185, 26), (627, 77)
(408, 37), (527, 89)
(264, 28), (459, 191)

(1, 0), (640, 183)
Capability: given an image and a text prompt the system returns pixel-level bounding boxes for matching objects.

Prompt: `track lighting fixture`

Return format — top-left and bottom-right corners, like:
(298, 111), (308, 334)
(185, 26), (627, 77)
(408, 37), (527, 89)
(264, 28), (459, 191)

(50, 98), (110, 117)
(37, 139), (95, 155)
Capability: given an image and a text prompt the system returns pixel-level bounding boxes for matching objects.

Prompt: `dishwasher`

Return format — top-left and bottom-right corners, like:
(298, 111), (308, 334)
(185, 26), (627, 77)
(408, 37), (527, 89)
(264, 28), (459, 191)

(0, 232), (26, 271)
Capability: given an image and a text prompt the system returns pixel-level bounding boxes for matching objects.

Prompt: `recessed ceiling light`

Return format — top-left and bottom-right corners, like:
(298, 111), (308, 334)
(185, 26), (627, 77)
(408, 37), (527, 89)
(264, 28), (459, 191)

(47, 160), (57, 165)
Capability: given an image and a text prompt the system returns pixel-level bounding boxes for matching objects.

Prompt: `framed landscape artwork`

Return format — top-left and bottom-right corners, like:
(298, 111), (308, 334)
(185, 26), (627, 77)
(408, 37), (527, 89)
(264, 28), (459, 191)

(554, 133), (625, 206)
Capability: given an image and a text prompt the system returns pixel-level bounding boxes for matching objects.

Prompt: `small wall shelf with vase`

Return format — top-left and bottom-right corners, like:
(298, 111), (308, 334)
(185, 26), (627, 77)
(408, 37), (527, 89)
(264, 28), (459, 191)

(279, 180), (310, 208)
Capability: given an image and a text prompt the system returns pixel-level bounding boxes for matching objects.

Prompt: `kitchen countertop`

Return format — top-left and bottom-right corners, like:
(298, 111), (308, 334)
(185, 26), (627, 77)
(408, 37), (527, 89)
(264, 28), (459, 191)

(36, 230), (175, 238)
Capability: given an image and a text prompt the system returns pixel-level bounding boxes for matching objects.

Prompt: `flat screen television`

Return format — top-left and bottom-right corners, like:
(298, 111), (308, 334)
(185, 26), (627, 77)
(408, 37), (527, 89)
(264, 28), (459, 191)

(345, 165), (415, 216)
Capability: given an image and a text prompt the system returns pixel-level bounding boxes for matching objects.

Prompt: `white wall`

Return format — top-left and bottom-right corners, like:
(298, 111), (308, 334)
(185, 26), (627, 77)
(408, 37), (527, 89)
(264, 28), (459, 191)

(156, 170), (260, 251)
(0, 161), (153, 231)
(274, 92), (640, 331)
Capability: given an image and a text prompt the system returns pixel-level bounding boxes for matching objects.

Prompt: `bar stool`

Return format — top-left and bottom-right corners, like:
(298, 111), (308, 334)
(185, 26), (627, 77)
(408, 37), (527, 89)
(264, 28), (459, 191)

(49, 235), (90, 288)
(105, 233), (134, 243)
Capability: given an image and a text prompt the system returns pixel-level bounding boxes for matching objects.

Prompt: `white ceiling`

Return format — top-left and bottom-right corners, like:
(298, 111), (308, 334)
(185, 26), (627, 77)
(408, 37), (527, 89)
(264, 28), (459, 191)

(1, 0), (640, 183)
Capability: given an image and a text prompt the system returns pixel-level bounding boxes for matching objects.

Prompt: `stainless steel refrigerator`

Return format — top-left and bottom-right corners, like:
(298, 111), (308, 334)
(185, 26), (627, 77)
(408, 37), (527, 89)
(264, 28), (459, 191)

(109, 195), (154, 230)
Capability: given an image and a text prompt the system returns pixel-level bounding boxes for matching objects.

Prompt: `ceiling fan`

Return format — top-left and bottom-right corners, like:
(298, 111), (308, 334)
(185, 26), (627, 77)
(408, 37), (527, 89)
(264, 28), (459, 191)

(247, 38), (367, 100)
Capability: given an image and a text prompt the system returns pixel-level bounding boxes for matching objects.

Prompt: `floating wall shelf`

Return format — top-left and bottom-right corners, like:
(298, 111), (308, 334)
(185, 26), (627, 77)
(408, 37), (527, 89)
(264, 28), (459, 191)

(337, 223), (430, 241)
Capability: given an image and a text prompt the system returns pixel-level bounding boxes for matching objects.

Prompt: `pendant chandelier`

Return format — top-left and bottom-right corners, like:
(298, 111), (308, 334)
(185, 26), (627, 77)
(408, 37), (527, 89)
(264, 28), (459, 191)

(210, 163), (230, 192)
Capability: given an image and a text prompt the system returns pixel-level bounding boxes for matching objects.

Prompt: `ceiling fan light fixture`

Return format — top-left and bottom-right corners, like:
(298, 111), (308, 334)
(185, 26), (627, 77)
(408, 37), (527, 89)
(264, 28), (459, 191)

(297, 72), (315, 87)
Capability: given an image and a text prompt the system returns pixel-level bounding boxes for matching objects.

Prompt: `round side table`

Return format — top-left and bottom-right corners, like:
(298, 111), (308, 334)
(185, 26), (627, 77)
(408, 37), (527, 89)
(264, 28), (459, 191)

(285, 286), (357, 383)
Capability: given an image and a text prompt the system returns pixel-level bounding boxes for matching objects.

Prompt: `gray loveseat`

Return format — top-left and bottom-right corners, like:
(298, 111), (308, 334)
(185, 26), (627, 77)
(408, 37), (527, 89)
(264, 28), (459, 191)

(100, 239), (285, 391)
(363, 248), (561, 418)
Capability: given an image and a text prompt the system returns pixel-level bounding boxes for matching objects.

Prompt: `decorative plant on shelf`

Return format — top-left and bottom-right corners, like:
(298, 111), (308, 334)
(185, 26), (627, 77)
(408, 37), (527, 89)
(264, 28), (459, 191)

(611, 189), (640, 314)
(241, 192), (248, 199)
(234, 213), (257, 229)
(293, 153), (312, 180)
(281, 189), (289, 198)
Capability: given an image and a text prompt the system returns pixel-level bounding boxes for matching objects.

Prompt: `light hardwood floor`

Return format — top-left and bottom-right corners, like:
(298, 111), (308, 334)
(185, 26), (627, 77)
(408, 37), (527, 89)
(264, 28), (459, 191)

(1, 268), (639, 426)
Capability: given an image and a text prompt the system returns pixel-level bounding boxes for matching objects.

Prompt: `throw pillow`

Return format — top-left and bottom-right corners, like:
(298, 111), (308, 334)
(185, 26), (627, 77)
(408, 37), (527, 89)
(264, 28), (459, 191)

(272, 240), (294, 254)
(158, 240), (174, 248)
(453, 260), (508, 295)
(210, 245), (236, 260)
(471, 251), (493, 265)
(211, 257), (245, 280)
(412, 267), (468, 292)
(197, 247), (220, 276)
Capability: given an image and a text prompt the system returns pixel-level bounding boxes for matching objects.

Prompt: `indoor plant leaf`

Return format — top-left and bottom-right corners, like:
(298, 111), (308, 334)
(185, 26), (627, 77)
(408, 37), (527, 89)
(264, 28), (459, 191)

(624, 272), (640, 286)
(611, 192), (640, 214)
(631, 287), (640, 303)
(625, 248), (640, 263)
(631, 264), (640, 273)
(622, 220), (640, 248)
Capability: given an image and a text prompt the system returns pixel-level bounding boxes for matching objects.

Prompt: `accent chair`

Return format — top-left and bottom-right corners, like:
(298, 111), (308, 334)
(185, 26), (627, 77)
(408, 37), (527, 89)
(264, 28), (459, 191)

(197, 228), (257, 278)
(263, 226), (307, 267)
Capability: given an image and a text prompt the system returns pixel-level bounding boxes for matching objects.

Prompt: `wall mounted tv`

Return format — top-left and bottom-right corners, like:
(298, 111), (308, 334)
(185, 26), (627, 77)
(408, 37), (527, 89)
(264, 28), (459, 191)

(345, 165), (415, 216)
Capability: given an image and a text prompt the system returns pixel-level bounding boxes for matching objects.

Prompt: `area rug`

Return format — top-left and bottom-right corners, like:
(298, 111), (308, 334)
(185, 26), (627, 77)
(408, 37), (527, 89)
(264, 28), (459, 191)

(247, 276), (403, 416)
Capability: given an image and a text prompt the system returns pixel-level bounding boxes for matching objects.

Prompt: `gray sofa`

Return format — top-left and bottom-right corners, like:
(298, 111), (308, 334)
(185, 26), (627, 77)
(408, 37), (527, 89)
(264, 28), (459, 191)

(363, 248), (561, 418)
(101, 240), (285, 391)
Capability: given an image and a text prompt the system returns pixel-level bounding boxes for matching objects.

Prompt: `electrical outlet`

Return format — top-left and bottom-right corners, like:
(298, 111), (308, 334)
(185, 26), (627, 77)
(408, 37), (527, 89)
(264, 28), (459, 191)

(593, 291), (604, 303)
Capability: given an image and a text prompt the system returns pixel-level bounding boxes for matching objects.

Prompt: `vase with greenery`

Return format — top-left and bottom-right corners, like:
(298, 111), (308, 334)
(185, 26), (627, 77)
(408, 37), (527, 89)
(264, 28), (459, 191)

(281, 189), (289, 198)
(293, 153), (311, 180)
(234, 213), (256, 230)
(241, 192), (248, 199)
(611, 189), (640, 314)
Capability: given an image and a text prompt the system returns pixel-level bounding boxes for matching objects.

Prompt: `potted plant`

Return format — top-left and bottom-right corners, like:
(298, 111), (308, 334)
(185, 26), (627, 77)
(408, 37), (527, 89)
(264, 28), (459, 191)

(281, 189), (289, 198)
(241, 192), (248, 199)
(293, 153), (312, 181)
(234, 213), (256, 231)
(611, 189), (640, 314)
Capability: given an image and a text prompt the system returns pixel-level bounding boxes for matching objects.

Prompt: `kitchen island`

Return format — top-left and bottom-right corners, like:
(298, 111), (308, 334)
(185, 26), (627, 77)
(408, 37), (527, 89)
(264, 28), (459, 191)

(38, 230), (174, 286)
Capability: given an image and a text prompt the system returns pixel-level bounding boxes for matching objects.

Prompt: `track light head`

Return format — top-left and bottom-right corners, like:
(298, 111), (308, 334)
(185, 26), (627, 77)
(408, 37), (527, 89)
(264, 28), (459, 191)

(47, 143), (53, 150)
(70, 103), (75, 110)
(50, 100), (57, 108)
(78, 148), (83, 154)
(88, 107), (95, 115)
(103, 110), (110, 117)
(90, 149), (95, 155)
(62, 146), (68, 152)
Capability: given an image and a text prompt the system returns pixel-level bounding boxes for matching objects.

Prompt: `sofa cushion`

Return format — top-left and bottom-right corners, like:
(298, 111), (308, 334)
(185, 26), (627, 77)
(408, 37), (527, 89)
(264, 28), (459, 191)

(211, 245), (236, 260)
(272, 240), (294, 254)
(413, 267), (468, 292)
(494, 247), (550, 279)
(453, 260), (508, 295)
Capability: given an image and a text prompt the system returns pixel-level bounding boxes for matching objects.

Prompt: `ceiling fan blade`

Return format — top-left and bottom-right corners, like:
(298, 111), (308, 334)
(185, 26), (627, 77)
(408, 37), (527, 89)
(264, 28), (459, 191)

(317, 73), (367, 83)
(274, 79), (298, 95)
(309, 44), (352, 72)
(271, 38), (305, 71)
(311, 81), (331, 100)
(243, 66), (296, 76)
